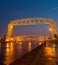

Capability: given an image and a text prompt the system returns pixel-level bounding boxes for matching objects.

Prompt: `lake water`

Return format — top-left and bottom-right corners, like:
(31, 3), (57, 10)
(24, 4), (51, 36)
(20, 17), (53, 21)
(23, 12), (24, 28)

(0, 41), (58, 65)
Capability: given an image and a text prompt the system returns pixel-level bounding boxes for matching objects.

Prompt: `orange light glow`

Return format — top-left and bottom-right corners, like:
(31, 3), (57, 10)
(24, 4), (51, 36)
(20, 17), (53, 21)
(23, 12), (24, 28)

(4, 42), (14, 65)
(10, 25), (13, 29)
(19, 42), (22, 49)
(10, 38), (14, 41)
(6, 39), (9, 42)
(6, 43), (10, 48)
(39, 42), (42, 45)
(44, 47), (56, 57)
(28, 42), (32, 52)
(49, 28), (52, 31)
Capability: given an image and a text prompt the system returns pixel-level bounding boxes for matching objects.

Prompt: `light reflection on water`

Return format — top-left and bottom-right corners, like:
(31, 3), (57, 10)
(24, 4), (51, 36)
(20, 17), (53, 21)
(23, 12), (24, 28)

(0, 41), (39, 65)
(43, 43), (58, 65)
(4, 42), (14, 65)
(0, 42), (58, 65)
(28, 42), (32, 52)
(43, 47), (56, 65)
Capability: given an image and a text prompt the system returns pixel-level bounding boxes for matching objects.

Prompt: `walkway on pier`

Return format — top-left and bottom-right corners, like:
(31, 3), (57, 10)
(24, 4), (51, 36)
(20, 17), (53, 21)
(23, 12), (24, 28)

(10, 43), (57, 65)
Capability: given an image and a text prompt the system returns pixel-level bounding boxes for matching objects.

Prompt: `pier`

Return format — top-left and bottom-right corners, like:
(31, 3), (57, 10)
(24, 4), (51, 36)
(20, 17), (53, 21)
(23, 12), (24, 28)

(10, 42), (57, 65)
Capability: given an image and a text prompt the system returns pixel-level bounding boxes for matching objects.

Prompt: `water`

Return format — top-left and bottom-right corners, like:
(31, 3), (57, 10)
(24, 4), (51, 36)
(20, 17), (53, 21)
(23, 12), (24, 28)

(0, 41), (58, 65)
(0, 41), (39, 65)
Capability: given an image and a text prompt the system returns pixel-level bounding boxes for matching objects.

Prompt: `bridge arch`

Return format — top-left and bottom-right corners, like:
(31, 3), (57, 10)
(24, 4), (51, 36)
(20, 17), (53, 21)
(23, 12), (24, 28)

(6, 18), (57, 41)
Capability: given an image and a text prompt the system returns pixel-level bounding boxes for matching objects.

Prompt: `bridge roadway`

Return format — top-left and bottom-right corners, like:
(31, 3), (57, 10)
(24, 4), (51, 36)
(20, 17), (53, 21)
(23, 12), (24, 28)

(10, 43), (57, 65)
(14, 35), (52, 42)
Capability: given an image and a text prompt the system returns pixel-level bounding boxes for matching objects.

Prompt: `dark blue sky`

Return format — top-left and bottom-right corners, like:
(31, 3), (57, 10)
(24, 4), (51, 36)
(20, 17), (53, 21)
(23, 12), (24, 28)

(0, 0), (58, 37)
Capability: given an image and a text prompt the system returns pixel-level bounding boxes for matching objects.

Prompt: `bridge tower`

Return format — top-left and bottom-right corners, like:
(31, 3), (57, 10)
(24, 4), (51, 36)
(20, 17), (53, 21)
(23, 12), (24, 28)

(49, 20), (57, 37)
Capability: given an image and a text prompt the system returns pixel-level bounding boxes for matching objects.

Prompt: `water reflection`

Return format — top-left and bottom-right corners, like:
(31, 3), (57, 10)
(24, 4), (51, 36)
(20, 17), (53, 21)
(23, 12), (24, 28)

(18, 42), (22, 49)
(2, 41), (39, 65)
(28, 42), (32, 52)
(18, 42), (22, 54)
(4, 42), (14, 65)
(43, 43), (57, 65)
(44, 47), (56, 58)
(0, 42), (58, 65)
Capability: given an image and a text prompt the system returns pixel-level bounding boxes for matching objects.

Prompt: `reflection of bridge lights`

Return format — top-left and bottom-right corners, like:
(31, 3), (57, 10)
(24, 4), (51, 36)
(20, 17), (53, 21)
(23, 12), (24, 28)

(28, 42), (32, 52)
(4, 42), (14, 65)
(44, 47), (56, 57)
(10, 42), (14, 53)
(6, 43), (10, 52)
(19, 42), (22, 49)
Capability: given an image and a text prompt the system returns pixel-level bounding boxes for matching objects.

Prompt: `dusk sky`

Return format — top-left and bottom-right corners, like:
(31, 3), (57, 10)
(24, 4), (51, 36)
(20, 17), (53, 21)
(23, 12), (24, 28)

(0, 0), (58, 37)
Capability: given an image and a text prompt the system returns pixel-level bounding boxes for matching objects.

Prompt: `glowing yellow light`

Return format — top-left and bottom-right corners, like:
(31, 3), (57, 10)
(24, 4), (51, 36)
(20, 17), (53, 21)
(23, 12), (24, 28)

(6, 43), (9, 48)
(10, 25), (13, 29)
(39, 42), (42, 45)
(10, 38), (14, 41)
(49, 28), (52, 31)
(10, 42), (13, 48)
(28, 42), (31, 51)
(6, 18), (57, 42)
(44, 47), (56, 57)
(4, 41), (14, 65)
(53, 37), (55, 40)
(6, 39), (9, 41)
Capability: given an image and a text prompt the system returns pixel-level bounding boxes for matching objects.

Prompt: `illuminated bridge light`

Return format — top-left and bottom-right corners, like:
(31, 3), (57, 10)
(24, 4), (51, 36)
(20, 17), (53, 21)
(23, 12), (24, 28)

(6, 39), (10, 42)
(49, 28), (52, 32)
(6, 38), (14, 42)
